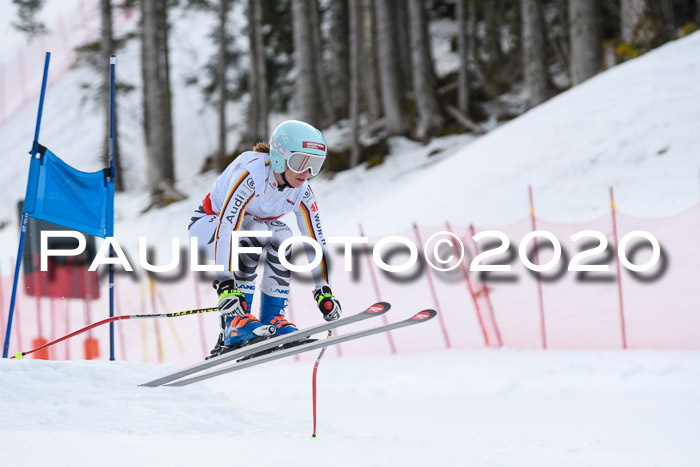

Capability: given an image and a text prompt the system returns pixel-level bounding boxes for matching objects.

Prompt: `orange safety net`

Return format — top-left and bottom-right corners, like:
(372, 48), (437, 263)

(3, 205), (698, 362)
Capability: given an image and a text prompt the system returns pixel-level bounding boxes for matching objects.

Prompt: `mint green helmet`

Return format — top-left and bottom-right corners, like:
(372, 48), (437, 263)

(269, 120), (327, 175)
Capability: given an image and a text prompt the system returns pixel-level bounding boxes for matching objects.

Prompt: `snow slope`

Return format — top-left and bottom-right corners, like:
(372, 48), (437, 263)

(105, 29), (700, 260)
(2, 350), (699, 467)
(314, 31), (700, 234)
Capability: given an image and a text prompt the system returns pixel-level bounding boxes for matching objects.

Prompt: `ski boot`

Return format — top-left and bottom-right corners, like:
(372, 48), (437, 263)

(207, 280), (274, 359)
(259, 284), (298, 335)
(236, 284), (313, 361)
(236, 280), (256, 309)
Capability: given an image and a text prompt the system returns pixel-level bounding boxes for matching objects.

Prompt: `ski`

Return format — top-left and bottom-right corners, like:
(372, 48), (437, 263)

(139, 302), (391, 387)
(163, 309), (437, 387)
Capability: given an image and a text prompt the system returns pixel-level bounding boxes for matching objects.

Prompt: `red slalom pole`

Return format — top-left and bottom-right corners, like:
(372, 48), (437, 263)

(412, 224), (451, 349)
(468, 225), (502, 346)
(148, 277), (164, 363)
(609, 187), (628, 349)
(445, 221), (489, 347)
(10, 306), (218, 360)
(528, 186), (547, 349)
(63, 297), (70, 360)
(192, 271), (208, 358)
(311, 330), (332, 438)
(114, 275), (127, 360)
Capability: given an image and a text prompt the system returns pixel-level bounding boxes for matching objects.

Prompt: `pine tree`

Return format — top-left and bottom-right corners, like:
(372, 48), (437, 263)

(348, 0), (361, 167)
(621, 0), (651, 45)
(308, 0), (334, 125)
(11, 0), (46, 37)
(291, 0), (324, 127)
(141, 0), (181, 203)
(329, 0), (350, 119)
(407, 0), (444, 139)
(374, 0), (405, 135)
(247, 0), (268, 144)
(456, 0), (470, 116)
(361, 0), (382, 120)
(520, 0), (548, 108)
(393, 0), (413, 97)
(216, 0), (228, 171)
(568, 0), (601, 85)
(100, 0), (124, 191)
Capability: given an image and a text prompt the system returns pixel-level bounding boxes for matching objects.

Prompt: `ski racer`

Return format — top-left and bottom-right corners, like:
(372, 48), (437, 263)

(188, 120), (342, 356)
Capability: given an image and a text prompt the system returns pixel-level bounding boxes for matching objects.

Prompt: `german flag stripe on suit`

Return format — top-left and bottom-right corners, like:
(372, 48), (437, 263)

(214, 171), (254, 265)
(297, 200), (329, 283)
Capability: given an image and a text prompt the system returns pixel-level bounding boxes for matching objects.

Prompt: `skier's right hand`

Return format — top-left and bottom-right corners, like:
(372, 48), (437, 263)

(214, 279), (248, 317)
(313, 285), (341, 322)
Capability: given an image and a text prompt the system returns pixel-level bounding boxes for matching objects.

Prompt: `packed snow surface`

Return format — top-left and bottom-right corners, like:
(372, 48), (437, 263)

(2, 350), (699, 466)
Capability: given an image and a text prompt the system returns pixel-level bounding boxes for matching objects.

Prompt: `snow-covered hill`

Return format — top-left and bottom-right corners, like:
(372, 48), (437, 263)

(109, 28), (700, 260)
(314, 31), (700, 233)
(2, 350), (699, 467)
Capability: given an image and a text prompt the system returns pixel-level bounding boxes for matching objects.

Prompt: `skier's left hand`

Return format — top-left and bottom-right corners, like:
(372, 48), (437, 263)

(313, 285), (341, 322)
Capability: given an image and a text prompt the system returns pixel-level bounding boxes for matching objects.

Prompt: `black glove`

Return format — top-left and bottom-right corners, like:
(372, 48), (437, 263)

(214, 279), (248, 317)
(313, 285), (341, 322)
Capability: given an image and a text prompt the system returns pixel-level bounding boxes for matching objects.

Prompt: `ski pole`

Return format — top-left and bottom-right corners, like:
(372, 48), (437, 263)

(311, 329), (332, 438)
(11, 306), (218, 360)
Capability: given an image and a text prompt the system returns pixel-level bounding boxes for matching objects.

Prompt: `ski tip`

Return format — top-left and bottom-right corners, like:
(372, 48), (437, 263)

(138, 381), (161, 388)
(410, 309), (437, 321)
(367, 302), (391, 314)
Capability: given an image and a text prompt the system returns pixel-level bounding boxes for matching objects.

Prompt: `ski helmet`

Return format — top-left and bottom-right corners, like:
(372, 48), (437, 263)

(269, 120), (327, 176)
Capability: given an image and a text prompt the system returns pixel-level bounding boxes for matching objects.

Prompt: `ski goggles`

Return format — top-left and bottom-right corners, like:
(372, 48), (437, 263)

(286, 151), (326, 176)
(271, 136), (326, 176)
